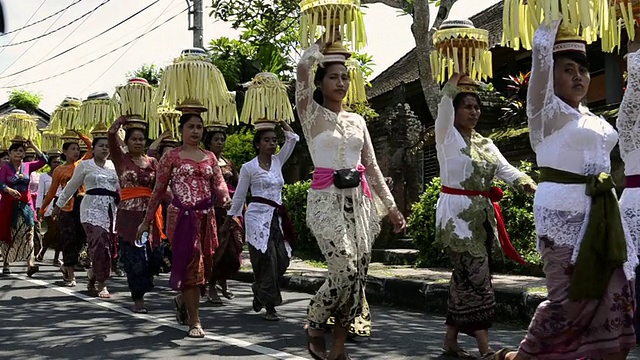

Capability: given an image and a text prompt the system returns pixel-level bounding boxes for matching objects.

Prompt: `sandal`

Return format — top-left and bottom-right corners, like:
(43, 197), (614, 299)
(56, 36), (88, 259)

(207, 295), (224, 307)
(263, 312), (279, 321)
(442, 347), (477, 359)
(216, 284), (235, 300)
(26, 265), (39, 278)
(174, 297), (188, 325)
(132, 307), (148, 314)
(187, 324), (205, 338)
(481, 351), (496, 360)
(306, 328), (326, 360)
(97, 285), (111, 299)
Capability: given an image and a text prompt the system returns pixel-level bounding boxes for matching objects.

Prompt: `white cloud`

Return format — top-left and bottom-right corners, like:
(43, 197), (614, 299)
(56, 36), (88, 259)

(0, 0), (498, 113)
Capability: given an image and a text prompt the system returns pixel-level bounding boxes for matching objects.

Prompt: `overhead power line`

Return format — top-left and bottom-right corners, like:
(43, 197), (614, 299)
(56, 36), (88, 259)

(0, 0), (162, 80)
(1, 8), (188, 89)
(0, 0), (47, 57)
(0, 0), (112, 48)
(2, 0), (77, 80)
(79, 0), (178, 94)
(0, 0), (84, 37)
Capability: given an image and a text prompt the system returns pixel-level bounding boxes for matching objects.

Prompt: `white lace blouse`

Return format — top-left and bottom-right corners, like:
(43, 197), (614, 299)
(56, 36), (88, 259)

(228, 131), (299, 256)
(528, 20), (636, 279)
(295, 44), (396, 216)
(618, 49), (640, 257)
(36, 173), (59, 217)
(56, 159), (119, 232)
(435, 87), (532, 256)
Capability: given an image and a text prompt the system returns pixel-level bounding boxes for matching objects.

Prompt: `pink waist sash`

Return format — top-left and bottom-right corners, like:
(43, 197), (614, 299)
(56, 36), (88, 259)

(311, 164), (372, 199)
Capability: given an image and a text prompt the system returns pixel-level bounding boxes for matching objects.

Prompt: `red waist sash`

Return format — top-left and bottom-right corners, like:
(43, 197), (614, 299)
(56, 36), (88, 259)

(441, 186), (526, 265)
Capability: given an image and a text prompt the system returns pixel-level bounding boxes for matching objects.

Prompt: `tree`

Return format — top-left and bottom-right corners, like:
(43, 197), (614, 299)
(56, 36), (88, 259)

(125, 63), (163, 87)
(499, 72), (531, 126)
(209, 0), (458, 120)
(8, 89), (42, 113)
(208, 36), (291, 90)
(356, 0), (458, 118)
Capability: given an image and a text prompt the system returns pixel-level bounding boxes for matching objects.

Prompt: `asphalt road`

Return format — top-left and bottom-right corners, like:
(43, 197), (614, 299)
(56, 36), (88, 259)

(0, 262), (638, 360)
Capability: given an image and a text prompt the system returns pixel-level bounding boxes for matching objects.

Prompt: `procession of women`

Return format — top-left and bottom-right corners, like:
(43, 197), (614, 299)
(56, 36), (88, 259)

(4, 0), (640, 359)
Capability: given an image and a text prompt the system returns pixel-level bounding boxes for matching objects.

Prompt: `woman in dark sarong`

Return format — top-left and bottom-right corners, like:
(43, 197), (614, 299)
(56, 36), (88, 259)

(433, 72), (536, 359)
(228, 121), (299, 321)
(36, 152), (63, 265)
(203, 127), (243, 305)
(109, 116), (164, 313)
(41, 131), (92, 286)
(0, 139), (47, 276)
(498, 19), (636, 360)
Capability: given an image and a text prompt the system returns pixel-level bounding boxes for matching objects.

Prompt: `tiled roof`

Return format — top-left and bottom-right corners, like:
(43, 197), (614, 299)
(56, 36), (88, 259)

(0, 102), (51, 130)
(367, 2), (504, 99)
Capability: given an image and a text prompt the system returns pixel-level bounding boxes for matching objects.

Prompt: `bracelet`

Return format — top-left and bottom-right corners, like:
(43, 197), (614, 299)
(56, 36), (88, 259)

(441, 83), (460, 98)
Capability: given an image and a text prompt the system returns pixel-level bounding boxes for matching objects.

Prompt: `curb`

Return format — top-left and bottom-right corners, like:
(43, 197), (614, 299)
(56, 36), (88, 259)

(232, 270), (546, 323)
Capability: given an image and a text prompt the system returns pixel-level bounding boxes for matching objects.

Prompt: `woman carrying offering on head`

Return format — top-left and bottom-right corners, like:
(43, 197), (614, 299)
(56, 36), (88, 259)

(434, 73), (536, 359)
(228, 121), (299, 320)
(203, 127), (243, 306)
(40, 131), (93, 286)
(296, 31), (405, 360)
(497, 19), (637, 360)
(52, 129), (119, 298)
(109, 116), (164, 313)
(137, 112), (230, 338)
(36, 152), (64, 266)
(619, 27), (640, 346)
(0, 139), (47, 277)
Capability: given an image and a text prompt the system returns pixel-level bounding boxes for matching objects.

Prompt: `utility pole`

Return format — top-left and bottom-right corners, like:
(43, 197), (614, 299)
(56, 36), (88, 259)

(186, 0), (203, 48)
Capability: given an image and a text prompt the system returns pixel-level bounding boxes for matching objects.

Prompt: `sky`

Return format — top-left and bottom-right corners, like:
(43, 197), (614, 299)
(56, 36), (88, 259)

(0, 0), (500, 113)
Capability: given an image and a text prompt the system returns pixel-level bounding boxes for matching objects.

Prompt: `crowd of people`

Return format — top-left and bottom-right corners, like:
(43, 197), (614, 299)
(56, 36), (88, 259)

(1, 17), (640, 360)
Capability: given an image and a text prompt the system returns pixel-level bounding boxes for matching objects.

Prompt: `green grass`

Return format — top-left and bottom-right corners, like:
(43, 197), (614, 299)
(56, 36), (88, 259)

(526, 286), (547, 294)
(304, 259), (328, 269)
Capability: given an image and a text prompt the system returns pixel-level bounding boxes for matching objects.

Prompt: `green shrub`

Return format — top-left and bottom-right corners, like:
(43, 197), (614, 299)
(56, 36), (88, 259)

(407, 177), (447, 268)
(281, 180), (323, 260)
(408, 161), (542, 275)
(224, 131), (256, 168)
(8, 89), (42, 113)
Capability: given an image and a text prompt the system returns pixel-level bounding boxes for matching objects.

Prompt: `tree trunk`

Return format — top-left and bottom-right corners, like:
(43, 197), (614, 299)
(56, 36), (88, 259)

(412, 0), (456, 120)
(363, 0), (458, 120)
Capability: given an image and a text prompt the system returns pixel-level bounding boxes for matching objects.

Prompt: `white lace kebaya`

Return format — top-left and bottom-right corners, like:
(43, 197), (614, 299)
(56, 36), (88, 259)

(55, 159), (119, 233)
(617, 48), (640, 270)
(228, 131), (299, 257)
(296, 44), (398, 328)
(528, 20), (636, 280)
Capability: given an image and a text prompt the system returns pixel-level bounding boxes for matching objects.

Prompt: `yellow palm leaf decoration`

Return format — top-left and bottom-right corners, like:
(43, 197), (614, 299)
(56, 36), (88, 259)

(300, 0), (367, 51)
(430, 19), (493, 84)
(49, 97), (82, 134)
(76, 92), (115, 134)
(1, 110), (39, 144)
(240, 72), (294, 130)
